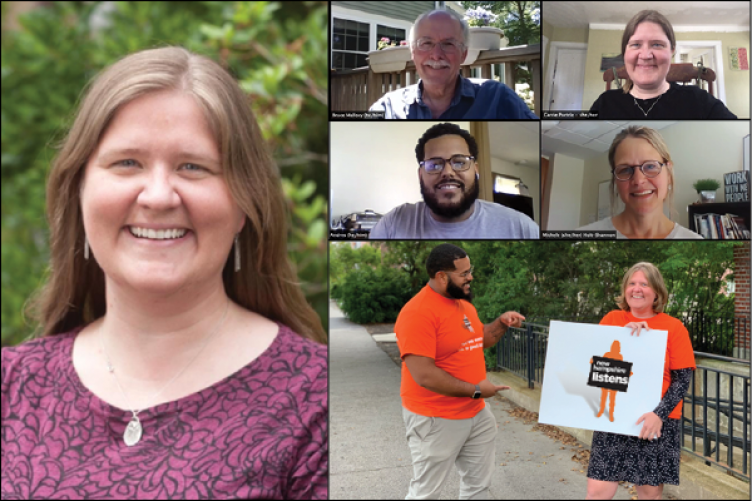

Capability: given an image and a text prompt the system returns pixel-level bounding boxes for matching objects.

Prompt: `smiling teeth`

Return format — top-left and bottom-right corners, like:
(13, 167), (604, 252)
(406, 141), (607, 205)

(129, 227), (187, 240)
(633, 191), (653, 195)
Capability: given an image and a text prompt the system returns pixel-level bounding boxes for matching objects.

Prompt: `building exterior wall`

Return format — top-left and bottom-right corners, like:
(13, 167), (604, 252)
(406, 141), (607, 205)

(733, 244), (750, 360)
(332, 1), (437, 23)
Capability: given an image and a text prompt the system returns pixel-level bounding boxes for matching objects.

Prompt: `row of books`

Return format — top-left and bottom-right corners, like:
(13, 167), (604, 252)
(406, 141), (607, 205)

(693, 213), (750, 240)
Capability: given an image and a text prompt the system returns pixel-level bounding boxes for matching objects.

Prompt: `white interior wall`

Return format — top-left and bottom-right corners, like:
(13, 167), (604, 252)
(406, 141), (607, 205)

(580, 156), (609, 226)
(547, 153), (585, 230)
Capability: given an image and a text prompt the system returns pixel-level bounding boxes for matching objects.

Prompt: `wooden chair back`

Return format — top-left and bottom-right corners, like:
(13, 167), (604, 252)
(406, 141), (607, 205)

(603, 63), (716, 96)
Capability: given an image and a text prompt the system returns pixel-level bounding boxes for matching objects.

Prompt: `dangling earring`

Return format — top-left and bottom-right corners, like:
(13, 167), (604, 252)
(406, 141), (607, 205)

(84, 235), (90, 260)
(234, 234), (241, 272)
(475, 173), (480, 180)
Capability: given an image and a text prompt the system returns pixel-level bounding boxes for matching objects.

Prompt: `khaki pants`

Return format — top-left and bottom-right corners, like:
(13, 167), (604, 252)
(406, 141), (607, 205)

(402, 404), (497, 500)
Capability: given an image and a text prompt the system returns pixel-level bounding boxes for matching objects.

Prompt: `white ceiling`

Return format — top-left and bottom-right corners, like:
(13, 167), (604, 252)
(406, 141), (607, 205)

(488, 121), (540, 168)
(542, 1), (750, 30)
(540, 121), (678, 160)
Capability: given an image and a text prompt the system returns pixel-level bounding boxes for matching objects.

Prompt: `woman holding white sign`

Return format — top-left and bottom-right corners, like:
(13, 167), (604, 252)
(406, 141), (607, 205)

(586, 262), (695, 500)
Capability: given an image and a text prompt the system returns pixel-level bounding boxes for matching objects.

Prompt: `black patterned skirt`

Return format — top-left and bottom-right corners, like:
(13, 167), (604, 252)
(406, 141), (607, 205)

(587, 418), (681, 486)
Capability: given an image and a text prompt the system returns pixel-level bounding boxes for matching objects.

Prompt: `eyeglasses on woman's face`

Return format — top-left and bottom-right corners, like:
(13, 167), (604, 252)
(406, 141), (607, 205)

(419, 154), (475, 174)
(413, 37), (465, 55)
(613, 161), (665, 181)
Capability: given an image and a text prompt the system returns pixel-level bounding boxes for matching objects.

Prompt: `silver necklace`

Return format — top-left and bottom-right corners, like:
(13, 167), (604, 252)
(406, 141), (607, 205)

(99, 300), (230, 446)
(633, 94), (663, 117)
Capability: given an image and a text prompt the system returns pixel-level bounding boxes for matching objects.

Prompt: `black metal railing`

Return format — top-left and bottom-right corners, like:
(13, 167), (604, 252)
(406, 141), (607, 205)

(680, 312), (749, 359)
(683, 365), (750, 481)
(492, 318), (751, 481)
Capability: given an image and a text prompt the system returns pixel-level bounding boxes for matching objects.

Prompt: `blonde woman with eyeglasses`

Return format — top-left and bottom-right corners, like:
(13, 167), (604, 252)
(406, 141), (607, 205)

(577, 126), (702, 239)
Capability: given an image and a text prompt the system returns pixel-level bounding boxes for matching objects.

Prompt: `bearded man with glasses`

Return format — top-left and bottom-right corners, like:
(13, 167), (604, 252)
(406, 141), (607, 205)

(396, 243), (525, 499)
(370, 123), (539, 239)
(368, 9), (537, 119)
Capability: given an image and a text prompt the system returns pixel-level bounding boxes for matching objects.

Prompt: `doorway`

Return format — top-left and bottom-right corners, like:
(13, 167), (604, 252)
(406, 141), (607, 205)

(544, 42), (587, 110)
(674, 40), (726, 104)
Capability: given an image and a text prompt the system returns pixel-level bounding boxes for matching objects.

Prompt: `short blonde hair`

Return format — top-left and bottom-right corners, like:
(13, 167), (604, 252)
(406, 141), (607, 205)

(608, 126), (676, 220)
(615, 262), (669, 313)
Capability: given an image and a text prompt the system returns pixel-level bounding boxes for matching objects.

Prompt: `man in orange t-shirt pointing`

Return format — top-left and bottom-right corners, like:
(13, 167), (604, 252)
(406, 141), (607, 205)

(396, 243), (525, 499)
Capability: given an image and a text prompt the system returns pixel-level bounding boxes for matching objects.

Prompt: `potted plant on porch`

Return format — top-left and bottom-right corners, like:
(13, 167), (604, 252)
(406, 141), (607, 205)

(367, 38), (411, 73)
(463, 7), (506, 65)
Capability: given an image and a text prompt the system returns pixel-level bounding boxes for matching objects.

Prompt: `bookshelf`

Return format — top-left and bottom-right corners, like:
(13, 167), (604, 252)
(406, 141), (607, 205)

(688, 201), (751, 239)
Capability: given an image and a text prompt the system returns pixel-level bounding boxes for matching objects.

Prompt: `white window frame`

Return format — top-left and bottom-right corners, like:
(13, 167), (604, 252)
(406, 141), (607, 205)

(331, 5), (414, 65)
(331, 17), (372, 70)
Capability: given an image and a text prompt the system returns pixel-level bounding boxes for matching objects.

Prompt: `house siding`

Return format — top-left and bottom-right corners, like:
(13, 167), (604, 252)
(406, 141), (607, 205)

(332, 1), (436, 23)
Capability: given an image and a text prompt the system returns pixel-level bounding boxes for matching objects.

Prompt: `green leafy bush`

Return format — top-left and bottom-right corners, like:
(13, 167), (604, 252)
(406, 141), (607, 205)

(330, 243), (382, 287)
(338, 267), (414, 324)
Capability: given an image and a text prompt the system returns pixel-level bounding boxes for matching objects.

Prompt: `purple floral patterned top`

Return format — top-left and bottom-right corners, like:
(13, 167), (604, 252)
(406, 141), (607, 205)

(1, 324), (328, 500)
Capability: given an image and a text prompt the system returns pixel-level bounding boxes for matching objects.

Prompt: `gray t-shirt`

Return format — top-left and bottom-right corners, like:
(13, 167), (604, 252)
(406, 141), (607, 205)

(576, 217), (703, 239)
(369, 200), (539, 239)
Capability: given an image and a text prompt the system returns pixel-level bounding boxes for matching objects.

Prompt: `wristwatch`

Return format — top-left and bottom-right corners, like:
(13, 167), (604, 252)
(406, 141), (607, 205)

(472, 384), (481, 399)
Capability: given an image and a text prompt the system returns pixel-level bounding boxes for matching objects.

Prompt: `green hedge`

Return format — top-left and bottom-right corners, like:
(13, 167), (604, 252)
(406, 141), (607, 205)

(338, 267), (415, 324)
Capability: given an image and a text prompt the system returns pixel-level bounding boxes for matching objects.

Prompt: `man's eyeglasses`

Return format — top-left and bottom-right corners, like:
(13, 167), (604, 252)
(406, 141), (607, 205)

(420, 154), (475, 174)
(445, 266), (474, 278)
(613, 161), (665, 181)
(413, 37), (465, 55)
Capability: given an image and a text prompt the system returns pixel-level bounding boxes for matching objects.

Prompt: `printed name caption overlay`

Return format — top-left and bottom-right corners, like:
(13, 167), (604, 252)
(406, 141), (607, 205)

(587, 356), (633, 392)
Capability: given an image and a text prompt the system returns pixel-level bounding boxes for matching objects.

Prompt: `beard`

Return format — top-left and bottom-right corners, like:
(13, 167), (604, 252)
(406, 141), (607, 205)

(446, 279), (473, 302)
(420, 176), (479, 220)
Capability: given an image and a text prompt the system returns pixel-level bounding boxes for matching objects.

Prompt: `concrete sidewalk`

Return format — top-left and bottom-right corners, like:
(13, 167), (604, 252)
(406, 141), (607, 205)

(329, 302), (633, 500)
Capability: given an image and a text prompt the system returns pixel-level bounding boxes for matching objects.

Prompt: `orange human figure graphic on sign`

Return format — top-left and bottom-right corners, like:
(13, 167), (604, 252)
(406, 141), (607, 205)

(590, 340), (633, 422)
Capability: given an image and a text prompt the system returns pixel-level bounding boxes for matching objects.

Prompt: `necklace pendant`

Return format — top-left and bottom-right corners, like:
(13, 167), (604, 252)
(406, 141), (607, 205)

(123, 415), (143, 446)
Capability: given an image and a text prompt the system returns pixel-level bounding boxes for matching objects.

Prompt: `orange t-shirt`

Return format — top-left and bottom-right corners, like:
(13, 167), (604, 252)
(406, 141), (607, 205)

(395, 285), (486, 419)
(600, 310), (696, 420)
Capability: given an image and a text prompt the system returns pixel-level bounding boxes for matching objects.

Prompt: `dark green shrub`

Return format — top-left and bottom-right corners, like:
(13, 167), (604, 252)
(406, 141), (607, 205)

(339, 267), (414, 324)
(330, 282), (343, 301)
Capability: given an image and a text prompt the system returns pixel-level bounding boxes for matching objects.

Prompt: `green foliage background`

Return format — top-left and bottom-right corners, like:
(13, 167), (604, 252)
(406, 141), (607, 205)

(461, 1), (540, 96)
(338, 266), (414, 325)
(332, 241), (741, 361)
(1, 1), (328, 346)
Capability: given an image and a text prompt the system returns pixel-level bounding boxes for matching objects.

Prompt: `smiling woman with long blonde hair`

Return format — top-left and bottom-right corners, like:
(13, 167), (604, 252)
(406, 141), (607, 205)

(1, 46), (327, 500)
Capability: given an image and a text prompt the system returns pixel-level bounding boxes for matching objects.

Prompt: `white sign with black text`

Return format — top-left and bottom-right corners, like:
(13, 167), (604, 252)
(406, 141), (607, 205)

(538, 321), (668, 437)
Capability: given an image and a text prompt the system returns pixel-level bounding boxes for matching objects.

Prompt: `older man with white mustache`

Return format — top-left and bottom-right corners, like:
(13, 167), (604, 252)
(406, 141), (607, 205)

(369, 9), (537, 120)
